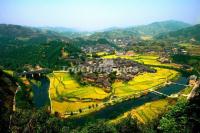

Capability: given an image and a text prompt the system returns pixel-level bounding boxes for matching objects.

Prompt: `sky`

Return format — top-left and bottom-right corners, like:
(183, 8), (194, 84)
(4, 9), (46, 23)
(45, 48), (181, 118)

(0, 0), (200, 31)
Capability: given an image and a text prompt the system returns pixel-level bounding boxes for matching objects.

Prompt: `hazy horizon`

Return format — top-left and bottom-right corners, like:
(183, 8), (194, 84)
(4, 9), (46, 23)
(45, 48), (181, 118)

(0, 0), (200, 31)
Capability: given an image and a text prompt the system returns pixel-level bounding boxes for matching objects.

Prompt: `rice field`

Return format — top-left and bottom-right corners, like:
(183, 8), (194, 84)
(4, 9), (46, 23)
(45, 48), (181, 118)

(51, 100), (100, 113)
(112, 67), (179, 97)
(178, 43), (200, 55)
(130, 99), (175, 123)
(110, 99), (176, 124)
(103, 54), (175, 67)
(96, 52), (108, 56)
(48, 72), (109, 113)
(48, 54), (180, 115)
(110, 85), (192, 124)
(140, 35), (153, 40)
(103, 54), (134, 59)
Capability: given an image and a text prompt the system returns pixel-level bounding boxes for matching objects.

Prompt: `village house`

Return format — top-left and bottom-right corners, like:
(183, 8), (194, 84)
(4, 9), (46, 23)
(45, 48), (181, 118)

(180, 49), (188, 55)
(116, 51), (124, 56)
(157, 57), (171, 63)
(125, 51), (135, 56)
(172, 48), (178, 54)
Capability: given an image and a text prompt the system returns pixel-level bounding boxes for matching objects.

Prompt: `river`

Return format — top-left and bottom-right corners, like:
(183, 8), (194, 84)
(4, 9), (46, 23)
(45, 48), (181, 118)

(69, 77), (188, 124)
(30, 75), (188, 124)
(31, 77), (50, 108)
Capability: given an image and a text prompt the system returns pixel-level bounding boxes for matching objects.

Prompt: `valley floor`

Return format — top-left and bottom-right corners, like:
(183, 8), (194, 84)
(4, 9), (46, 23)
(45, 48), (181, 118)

(48, 54), (182, 118)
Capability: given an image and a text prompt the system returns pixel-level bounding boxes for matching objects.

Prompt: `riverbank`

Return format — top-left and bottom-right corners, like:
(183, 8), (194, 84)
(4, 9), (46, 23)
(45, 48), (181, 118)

(110, 85), (193, 125)
(67, 77), (188, 126)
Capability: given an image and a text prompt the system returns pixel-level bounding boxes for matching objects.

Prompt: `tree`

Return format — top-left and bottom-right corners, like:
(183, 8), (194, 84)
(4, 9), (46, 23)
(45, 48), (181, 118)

(159, 117), (178, 133)
(117, 116), (139, 133)
(81, 120), (117, 133)
(109, 71), (117, 83)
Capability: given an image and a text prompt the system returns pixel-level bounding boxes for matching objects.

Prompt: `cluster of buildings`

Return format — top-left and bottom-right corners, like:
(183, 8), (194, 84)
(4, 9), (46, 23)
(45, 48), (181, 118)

(116, 50), (136, 56)
(75, 58), (156, 91)
(81, 44), (115, 55)
(172, 48), (188, 55)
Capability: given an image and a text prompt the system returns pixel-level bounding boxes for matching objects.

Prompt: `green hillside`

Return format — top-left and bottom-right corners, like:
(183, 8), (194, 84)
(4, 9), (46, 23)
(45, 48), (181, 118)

(156, 24), (200, 42)
(0, 24), (69, 45)
(89, 20), (190, 40)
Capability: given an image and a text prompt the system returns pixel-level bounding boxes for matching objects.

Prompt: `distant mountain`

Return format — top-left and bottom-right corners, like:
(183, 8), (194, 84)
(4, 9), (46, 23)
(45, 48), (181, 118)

(0, 24), (69, 45)
(40, 27), (78, 33)
(39, 27), (92, 38)
(89, 20), (191, 41)
(133, 20), (191, 35)
(89, 28), (140, 41)
(156, 24), (200, 42)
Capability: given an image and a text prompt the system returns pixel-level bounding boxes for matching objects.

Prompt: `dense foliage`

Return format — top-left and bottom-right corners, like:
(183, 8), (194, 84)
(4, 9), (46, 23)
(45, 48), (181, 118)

(0, 24), (69, 46)
(172, 54), (200, 75)
(159, 89), (200, 132)
(0, 70), (17, 133)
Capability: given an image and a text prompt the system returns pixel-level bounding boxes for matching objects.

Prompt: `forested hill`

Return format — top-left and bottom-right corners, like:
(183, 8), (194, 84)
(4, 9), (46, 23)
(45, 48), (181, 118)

(156, 24), (200, 42)
(0, 24), (69, 45)
(89, 20), (190, 40)
(0, 24), (119, 71)
(134, 20), (190, 35)
(0, 40), (81, 70)
(0, 38), (117, 71)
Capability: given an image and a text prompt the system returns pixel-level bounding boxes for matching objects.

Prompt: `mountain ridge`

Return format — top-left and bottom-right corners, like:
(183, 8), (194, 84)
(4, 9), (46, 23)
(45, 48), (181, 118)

(88, 20), (191, 40)
(156, 24), (200, 42)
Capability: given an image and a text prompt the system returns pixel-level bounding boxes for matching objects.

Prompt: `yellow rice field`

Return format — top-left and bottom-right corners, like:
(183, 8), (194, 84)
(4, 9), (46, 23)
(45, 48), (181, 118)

(48, 72), (109, 113)
(110, 86), (192, 124)
(110, 99), (175, 124)
(51, 100), (100, 113)
(48, 54), (180, 115)
(113, 67), (179, 97)
(103, 54), (175, 67)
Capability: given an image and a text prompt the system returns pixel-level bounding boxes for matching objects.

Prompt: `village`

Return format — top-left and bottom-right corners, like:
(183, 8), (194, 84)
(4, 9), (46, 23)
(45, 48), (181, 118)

(70, 58), (157, 91)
